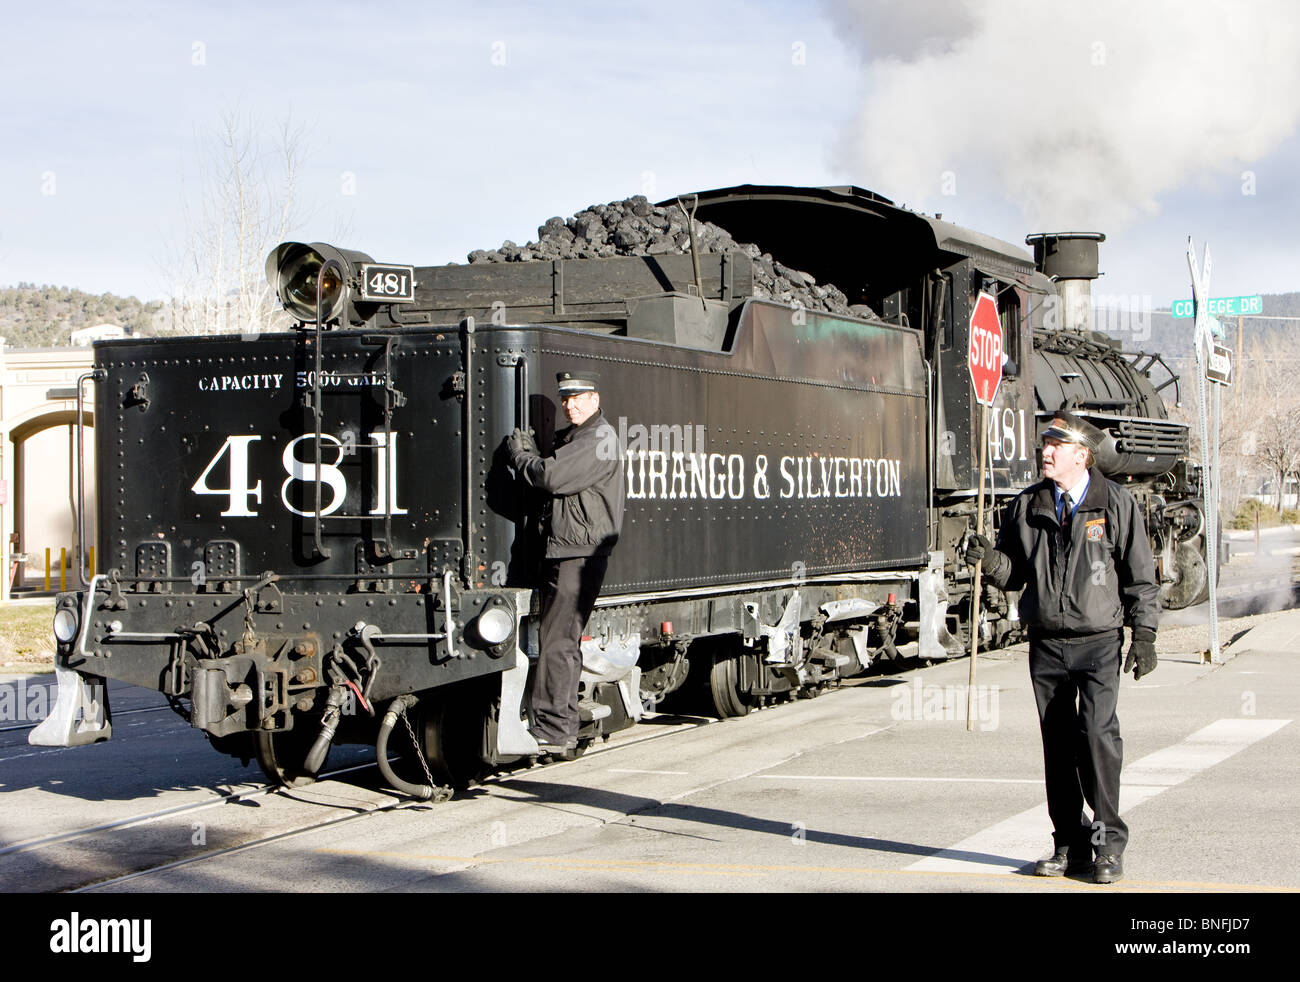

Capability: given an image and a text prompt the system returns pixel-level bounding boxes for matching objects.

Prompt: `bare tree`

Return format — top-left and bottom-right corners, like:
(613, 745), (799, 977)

(160, 110), (305, 336)
(1235, 333), (1300, 513)
(1166, 333), (1285, 519)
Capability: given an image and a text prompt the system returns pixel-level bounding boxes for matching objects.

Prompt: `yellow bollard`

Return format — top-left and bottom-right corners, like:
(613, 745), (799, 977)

(60, 547), (67, 592)
(45, 548), (51, 591)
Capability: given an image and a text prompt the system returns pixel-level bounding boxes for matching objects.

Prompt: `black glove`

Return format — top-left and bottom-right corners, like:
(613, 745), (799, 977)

(963, 533), (991, 568)
(1124, 628), (1158, 680)
(507, 427), (538, 462)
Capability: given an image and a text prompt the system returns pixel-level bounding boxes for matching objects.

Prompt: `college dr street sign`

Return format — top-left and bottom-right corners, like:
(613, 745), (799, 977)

(1171, 294), (1262, 318)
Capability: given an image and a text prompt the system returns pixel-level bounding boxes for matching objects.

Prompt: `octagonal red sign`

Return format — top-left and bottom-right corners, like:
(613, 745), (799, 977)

(968, 292), (1003, 406)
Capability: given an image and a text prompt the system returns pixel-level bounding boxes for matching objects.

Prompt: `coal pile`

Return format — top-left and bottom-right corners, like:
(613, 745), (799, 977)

(466, 196), (868, 317)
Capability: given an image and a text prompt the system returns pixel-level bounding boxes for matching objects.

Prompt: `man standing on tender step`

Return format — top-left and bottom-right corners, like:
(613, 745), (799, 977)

(964, 409), (1159, 884)
(508, 370), (625, 756)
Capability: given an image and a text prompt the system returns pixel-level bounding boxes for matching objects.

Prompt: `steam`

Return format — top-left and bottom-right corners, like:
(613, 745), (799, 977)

(826, 0), (1300, 232)
(1216, 529), (1300, 620)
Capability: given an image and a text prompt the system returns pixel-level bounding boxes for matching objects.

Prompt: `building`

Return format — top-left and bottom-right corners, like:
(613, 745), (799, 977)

(0, 340), (97, 600)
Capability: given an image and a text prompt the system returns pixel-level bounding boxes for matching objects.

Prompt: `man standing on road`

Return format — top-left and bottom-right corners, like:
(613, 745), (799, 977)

(965, 409), (1159, 884)
(508, 370), (625, 756)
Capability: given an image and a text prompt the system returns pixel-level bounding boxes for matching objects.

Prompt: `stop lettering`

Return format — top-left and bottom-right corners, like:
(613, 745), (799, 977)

(968, 292), (1003, 406)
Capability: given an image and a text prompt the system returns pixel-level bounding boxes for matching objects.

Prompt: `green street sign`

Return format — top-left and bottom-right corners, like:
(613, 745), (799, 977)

(1171, 295), (1262, 318)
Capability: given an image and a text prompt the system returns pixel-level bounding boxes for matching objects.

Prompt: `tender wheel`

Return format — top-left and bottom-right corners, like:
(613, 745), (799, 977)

(402, 681), (492, 789)
(708, 643), (753, 718)
(255, 725), (327, 788)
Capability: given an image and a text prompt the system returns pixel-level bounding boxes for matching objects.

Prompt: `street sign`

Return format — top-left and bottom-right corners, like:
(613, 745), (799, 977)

(967, 292), (1002, 406)
(1186, 240), (1213, 363)
(1170, 294), (1262, 318)
(1207, 343), (1233, 385)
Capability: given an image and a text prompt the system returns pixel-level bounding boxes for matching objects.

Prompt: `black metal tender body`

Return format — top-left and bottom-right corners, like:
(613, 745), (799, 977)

(33, 184), (1203, 790)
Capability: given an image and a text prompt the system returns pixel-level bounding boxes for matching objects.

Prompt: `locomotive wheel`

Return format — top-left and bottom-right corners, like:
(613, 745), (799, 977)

(255, 725), (328, 789)
(1163, 540), (1209, 610)
(708, 644), (753, 718)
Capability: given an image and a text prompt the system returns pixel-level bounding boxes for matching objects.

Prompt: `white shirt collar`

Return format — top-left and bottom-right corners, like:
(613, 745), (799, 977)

(1054, 472), (1090, 515)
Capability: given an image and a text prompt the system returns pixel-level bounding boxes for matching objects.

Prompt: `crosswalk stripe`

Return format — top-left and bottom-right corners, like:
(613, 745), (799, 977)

(905, 718), (1291, 874)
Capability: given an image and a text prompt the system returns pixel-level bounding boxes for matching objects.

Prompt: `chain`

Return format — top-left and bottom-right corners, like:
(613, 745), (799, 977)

(240, 588), (257, 650)
(400, 707), (453, 803)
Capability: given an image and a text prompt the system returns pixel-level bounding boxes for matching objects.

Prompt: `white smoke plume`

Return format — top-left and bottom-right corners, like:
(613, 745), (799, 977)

(825, 0), (1300, 232)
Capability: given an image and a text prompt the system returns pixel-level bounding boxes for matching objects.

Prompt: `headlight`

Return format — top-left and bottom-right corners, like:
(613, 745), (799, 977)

(53, 608), (79, 644)
(279, 248), (345, 322)
(473, 606), (515, 646)
(265, 241), (375, 324)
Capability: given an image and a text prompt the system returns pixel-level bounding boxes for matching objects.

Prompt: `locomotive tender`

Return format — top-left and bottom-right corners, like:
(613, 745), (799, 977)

(33, 185), (1207, 793)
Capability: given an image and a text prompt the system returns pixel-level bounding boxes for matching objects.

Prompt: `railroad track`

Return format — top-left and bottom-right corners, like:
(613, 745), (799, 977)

(0, 703), (169, 736)
(0, 758), (382, 860)
(3, 705), (723, 893)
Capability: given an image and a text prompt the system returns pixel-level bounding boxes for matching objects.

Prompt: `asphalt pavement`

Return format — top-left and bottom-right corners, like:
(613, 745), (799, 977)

(66, 606), (1298, 896)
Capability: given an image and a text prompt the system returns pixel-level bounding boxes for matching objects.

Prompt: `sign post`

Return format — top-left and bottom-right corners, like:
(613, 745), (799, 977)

(967, 292), (1002, 731)
(1187, 238), (1222, 664)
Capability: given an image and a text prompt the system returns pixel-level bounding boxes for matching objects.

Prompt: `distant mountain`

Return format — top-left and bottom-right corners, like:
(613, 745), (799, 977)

(1091, 290), (1300, 382)
(5, 282), (1298, 354)
(0, 285), (163, 348)
(1256, 290), (1300, 320)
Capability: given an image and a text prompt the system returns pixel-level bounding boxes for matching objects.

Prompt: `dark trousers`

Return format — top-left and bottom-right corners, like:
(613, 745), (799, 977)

(531, 554), (609, 744)
(1029, 630), (1129, 856)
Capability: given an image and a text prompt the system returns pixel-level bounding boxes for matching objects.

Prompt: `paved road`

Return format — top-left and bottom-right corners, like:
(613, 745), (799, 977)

(0, 676), (376, 892)
(4, 609), (1288, 896)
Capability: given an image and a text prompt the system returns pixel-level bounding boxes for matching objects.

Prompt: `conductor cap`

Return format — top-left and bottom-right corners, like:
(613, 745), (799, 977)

(1040, 409), (1104, 452)
(556, 370), (600, 395)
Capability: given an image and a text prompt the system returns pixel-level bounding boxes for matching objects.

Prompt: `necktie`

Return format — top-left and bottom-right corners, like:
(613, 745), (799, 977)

(1060, 492), (1072, 534)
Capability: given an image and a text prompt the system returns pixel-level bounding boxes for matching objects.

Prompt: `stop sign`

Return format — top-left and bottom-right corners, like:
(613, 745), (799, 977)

(968, 292), (1003, 406)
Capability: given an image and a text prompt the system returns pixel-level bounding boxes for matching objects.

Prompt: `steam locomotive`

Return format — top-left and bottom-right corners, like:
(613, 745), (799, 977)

(32, 184), (1207, 795)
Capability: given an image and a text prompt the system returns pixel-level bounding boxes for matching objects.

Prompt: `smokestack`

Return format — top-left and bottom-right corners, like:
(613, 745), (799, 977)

(1025, 232), (1105, 334)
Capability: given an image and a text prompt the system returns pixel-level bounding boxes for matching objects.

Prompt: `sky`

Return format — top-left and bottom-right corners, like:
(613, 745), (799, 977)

(3, 0), (1299, 311)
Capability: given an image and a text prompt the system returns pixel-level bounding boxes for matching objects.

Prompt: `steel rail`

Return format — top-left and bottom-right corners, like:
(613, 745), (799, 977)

(0, 703), (168, 736)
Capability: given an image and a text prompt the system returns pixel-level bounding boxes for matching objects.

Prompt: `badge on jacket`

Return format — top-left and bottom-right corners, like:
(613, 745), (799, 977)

(1085, 518), (1105, 541)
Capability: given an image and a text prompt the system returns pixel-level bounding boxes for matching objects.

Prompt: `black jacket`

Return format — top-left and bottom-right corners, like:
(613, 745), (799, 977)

(983, 469), (1159, 636)
(511, 409), (625, 559)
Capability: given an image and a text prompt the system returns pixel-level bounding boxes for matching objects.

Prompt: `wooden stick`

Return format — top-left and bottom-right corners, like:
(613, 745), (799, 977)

(968, 383), (989, 732)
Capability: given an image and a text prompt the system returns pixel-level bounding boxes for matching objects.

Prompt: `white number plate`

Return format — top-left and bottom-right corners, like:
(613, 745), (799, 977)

(359, 263), (416, 303)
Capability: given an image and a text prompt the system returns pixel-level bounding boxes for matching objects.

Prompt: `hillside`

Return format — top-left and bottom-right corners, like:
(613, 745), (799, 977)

(0, 285), (163, 348)
(1089, 289), (1300, 381)
(4, 281), (1298, 354)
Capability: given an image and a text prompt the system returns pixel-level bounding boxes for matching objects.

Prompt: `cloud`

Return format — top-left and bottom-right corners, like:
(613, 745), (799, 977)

(823, 0), (979, 60)
(827, 0), (1300, 233)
